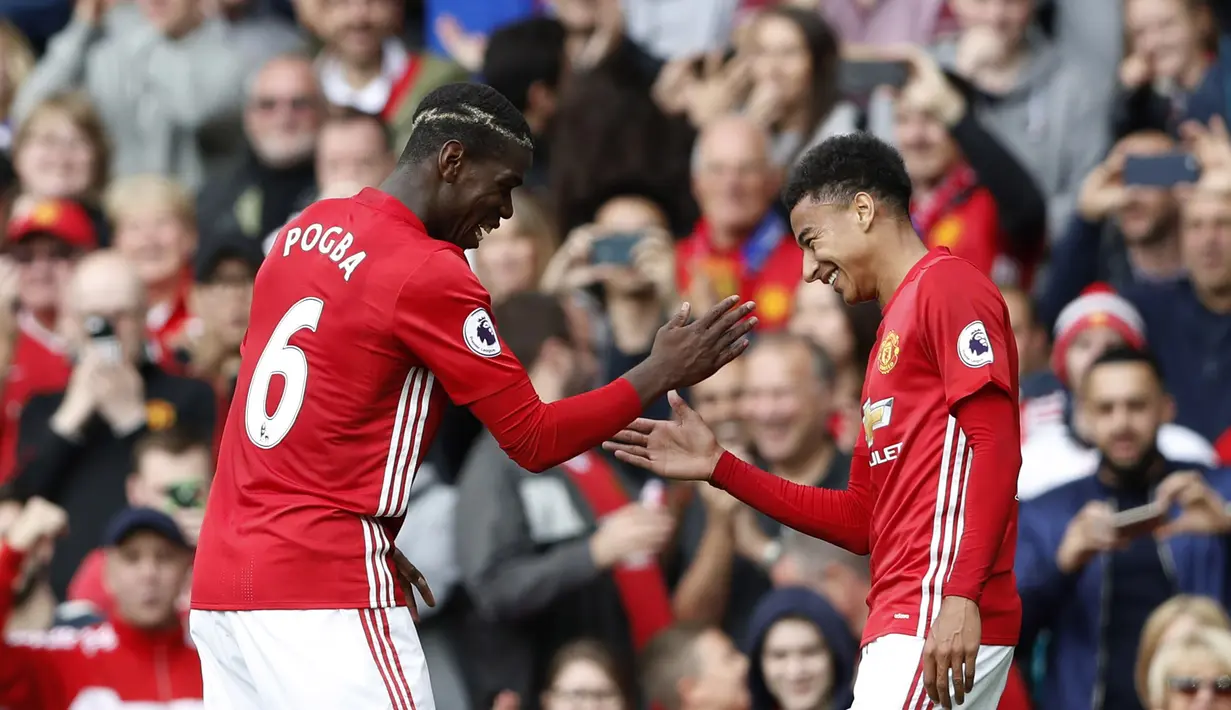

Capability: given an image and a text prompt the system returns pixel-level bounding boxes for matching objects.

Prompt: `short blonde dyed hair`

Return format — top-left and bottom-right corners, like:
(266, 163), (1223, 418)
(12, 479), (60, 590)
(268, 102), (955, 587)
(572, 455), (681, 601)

(104, 174), (196, 227)
(13, 91), (112, 197)
(1148, 626), (1231, 707)
(1137, 596), (1231, 704)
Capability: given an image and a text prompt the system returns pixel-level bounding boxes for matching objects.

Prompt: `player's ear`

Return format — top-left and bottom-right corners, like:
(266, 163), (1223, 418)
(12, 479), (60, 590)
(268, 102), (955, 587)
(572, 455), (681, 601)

(852, 192), (875, 232)
(437, 141), (465, 184)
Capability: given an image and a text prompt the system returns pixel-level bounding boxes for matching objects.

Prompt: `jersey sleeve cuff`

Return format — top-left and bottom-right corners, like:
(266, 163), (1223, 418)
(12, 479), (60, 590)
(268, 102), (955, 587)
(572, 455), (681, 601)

(709, 450), (743, 490)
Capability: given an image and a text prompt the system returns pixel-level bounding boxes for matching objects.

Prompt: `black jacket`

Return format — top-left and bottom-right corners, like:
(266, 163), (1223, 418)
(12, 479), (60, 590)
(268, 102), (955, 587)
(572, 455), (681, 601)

(10, 362), (216, 599)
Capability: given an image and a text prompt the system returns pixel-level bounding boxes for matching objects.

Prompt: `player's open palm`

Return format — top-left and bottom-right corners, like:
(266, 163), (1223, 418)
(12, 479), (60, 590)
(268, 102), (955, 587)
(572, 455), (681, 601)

(649, 296), (757, 390)
(605, 391), (724, 482)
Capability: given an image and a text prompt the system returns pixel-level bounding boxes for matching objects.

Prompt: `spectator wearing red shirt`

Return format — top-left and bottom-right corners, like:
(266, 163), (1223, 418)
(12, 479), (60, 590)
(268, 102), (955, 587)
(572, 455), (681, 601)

(104, 174), (196, 371)
(677, 115), (801, 330)
(0, 501), (201, 710)
(0, 198), (97, 484)
(890, 53), (1046, 289)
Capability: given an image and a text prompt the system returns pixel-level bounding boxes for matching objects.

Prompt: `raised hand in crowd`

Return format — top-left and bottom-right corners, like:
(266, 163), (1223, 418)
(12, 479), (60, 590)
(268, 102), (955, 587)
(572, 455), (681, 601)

(1181, 115), (1231, 192)
(1055, 501), (1120, 574)
(491, 690), (521, 710)
(1077, 151), (1131, 222)
(72, 0), (114, 26)
(588, 502), (675, 569)
(1155, 471), (1231, 538)
(954, 24), (1008, 86)
(896, 50), (967, 128)
(436, 14), (488, 73)
(3, 497), (68, 554)
(1119, 50), (1153, 90)
(50, 349), (146, 439)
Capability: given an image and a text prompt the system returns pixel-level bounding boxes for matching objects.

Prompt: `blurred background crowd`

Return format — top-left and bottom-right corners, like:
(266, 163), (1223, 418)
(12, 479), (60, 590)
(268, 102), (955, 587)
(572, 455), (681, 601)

(0, 0), (1228, 709)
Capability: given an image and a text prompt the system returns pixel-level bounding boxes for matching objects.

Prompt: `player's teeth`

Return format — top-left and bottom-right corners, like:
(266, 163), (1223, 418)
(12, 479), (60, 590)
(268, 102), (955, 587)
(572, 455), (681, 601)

(825, 271), (837, 286)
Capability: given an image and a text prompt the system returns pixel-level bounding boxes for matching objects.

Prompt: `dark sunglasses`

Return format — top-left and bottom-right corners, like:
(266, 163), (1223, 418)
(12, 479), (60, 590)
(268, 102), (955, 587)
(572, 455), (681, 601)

(1169, 675), (1231, 695)
(8, 240), (81, 263)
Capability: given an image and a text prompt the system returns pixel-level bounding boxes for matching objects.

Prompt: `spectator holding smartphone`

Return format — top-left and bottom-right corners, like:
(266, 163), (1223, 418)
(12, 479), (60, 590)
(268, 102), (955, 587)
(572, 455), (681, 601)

(8, 251), (215, 600)
(1017, 347), (1231, 710)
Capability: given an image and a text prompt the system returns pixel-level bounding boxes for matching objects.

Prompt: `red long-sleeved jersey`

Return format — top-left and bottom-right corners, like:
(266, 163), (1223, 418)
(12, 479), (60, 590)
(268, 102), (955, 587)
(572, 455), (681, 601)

(192, 189), (646, 612)
(0, 544), (203, 710)
(712, 249), (1022, 648)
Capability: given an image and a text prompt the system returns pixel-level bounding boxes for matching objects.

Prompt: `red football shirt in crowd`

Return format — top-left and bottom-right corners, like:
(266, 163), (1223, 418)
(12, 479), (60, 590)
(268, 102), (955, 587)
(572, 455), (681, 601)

(712, 249), (1022, 647)
(192, 188), (648, 611)
(675, 215), (802, 330)
(0, 314), (72, 484)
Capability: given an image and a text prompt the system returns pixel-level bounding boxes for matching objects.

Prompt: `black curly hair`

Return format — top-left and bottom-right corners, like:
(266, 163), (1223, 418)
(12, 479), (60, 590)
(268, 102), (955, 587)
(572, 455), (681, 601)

(782, 132), (912, 218)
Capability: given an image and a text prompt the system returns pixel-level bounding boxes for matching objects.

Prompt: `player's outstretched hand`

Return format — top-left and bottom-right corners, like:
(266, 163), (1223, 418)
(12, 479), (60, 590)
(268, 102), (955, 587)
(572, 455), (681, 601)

(392, 549), (435, 623)
(648, 296), (757, 391)
(604, 391), (724, 481)
(923, 596), (982, 709)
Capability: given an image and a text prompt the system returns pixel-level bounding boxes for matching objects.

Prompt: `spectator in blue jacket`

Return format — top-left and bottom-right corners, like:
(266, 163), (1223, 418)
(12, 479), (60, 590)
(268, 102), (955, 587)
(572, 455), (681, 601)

(1017, 347), (1231, 710)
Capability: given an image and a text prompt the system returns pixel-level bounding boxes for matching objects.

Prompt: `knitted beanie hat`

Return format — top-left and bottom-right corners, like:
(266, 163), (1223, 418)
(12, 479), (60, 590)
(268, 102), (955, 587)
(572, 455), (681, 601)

(1051, 283), (1146, 386)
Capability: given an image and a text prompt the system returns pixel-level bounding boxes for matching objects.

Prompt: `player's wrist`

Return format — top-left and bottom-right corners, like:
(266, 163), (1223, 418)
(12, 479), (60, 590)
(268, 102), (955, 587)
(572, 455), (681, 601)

(622, 359), (673, 406)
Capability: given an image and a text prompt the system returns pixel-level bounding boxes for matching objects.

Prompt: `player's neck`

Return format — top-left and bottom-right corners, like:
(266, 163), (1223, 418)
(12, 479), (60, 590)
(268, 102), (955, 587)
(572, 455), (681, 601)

(379, 171), (443, 241)
(873, 228), (930, 308)
(771, 437), (836, 486)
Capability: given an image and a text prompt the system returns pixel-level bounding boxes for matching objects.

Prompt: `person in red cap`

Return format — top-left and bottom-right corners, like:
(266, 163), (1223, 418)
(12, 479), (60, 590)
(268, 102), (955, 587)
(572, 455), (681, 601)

(0, 198), (98, 484)
(1017, 283), (1218, 500)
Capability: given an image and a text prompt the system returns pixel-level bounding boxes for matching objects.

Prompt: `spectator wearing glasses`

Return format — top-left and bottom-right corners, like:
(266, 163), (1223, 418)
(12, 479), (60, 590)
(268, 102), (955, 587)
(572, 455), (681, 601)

(1147, 627), (1231, 710)
(0, 199), (97, 484)
(537, 639), (635, 710)
(1137, 596), (1231, 708)
(65, 428), (213, 623)
(197, 54), (325, 251)
(8, 251), (214, 600)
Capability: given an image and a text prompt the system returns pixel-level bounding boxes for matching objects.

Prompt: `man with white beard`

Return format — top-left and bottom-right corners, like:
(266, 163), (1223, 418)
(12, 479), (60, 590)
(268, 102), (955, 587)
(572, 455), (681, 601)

(197, 54), (325, 254)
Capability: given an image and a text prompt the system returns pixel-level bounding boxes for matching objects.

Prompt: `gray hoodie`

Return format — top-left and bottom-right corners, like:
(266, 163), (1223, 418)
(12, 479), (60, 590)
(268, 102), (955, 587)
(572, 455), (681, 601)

(933, 31), (1116, 239)
(13, 7), (247, 190)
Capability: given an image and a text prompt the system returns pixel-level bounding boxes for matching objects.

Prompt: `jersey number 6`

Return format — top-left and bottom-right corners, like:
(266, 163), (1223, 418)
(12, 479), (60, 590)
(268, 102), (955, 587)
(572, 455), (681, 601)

(245, 297), (324, 449)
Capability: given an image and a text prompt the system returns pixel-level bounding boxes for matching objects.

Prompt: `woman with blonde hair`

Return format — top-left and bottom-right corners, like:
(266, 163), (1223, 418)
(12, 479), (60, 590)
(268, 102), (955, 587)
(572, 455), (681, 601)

(1138, 596), (1231, 706)
(1147, 626), (1231, 710)
(473, 189), (559, 304)
(11, 92), (111, 207)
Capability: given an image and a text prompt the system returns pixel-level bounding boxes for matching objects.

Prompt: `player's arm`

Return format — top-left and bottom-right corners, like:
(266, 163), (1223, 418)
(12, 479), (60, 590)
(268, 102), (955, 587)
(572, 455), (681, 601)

(921, 265), (1021, 603)
(395, 252), (711, 474)
(709, 450), (874, 555)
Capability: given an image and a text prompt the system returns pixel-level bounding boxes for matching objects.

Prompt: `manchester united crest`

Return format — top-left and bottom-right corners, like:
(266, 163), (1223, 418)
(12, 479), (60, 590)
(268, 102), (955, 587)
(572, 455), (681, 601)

(877, 331), (900, 374)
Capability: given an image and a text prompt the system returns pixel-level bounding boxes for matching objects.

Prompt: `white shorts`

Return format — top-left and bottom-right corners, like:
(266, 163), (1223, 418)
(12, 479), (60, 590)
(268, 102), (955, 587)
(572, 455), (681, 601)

(849, 634), (1013, 710)
(189, 608), (435, 710)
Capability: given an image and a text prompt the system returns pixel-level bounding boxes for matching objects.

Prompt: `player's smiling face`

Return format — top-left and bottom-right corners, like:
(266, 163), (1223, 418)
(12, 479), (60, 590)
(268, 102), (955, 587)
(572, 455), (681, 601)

(440, 142), (531, 249)
(789, 193), (877, 305)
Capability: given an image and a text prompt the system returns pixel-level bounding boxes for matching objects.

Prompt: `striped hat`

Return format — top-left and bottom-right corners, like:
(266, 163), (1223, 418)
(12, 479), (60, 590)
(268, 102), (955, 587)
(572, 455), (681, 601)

(1051, 283), (1146, 386)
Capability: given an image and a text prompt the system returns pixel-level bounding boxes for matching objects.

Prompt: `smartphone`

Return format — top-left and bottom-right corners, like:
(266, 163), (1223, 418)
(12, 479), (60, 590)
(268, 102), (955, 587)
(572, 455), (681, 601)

(166, 481), (205, 509)
(839, 60), (911, 95)
(1122, 153), (1200, 187)
(84, 315), (121, 363)
(590, 233), (642, 266)
(1113, 502), (1167, 539)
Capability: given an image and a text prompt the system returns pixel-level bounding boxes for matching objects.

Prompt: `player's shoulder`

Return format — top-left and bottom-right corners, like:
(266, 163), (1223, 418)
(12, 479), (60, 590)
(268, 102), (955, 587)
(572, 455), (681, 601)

(916, 252), (1005, 307)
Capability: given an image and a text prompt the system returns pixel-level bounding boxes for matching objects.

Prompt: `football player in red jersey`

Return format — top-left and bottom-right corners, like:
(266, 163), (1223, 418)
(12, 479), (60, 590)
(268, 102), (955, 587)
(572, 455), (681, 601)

(606, 133), (1022, 710)
(188, 82), (756, 710)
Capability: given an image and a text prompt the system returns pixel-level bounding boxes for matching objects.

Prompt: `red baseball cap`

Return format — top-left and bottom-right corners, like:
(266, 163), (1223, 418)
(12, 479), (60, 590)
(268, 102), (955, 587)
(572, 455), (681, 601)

(6, 198), (98, 250)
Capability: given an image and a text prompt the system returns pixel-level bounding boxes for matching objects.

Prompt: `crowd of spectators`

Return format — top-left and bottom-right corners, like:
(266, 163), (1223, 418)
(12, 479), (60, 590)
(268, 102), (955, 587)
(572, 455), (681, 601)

(0, 0), (1227, 709)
